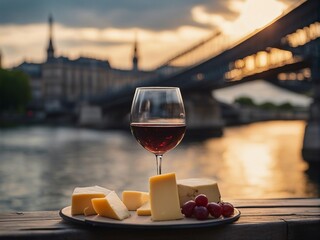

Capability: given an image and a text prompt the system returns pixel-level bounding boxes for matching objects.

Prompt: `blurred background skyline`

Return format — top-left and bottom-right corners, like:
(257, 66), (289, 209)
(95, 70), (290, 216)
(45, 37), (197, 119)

(0, 0), (299, 70)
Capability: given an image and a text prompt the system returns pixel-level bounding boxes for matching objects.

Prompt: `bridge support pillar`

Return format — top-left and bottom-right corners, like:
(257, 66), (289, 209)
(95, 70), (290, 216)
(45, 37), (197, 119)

(78, 103), (103, 128)
(184, 91), (224, 139)
(302, 42), (320, 163)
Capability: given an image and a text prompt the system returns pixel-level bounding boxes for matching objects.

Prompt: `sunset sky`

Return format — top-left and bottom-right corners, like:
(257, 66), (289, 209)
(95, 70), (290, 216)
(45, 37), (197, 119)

(0, 0), (300, 70)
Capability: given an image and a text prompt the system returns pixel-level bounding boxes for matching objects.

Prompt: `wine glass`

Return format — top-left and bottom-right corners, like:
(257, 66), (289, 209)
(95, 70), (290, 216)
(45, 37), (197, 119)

(130, 87), (186, 175)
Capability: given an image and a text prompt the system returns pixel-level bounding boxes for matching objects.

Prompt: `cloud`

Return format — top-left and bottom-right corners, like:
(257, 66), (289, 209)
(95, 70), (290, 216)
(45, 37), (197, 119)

(0, 0), (242, 30)
(0, 0), (300, 69)
(191, 0), (296, 38)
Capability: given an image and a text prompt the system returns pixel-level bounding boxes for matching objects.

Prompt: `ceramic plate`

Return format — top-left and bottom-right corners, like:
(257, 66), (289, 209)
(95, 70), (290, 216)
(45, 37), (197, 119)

(60, 206), (240, 229)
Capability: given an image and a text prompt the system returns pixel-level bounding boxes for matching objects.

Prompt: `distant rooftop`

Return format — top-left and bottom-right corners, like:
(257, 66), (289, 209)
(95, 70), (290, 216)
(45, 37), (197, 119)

(49, 56), (111, 69)
(15, 61), (42, 78)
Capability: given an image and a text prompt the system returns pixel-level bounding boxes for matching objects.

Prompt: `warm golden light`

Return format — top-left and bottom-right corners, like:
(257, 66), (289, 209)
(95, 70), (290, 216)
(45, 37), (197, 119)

(0, 0), (296, 70)
(244, 56), (255, 71)
(278, 73), (287, 81)
(277, 68), (311, 81)
(225, 48), (295, 81)
(218, 121), (309, 198)
(192, 0), (287, 38)
(256, 51), (268, 68)
(284, 22), (320, 47)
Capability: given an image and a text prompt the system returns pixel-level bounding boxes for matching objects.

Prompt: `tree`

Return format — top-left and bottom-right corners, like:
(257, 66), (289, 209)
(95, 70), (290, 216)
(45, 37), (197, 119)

(0, 69), (31, 113)
(259, 102), (277, 110)
(278, 102), (294, 111)
(234, 96), (256, 107)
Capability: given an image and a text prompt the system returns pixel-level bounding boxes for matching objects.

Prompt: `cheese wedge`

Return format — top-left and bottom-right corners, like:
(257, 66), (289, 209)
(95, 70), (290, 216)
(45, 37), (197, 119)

(122, 191), (149, 210)
(91, 191), (130, 220)
(177, 178), (221, 206)
(137, 201), (151, 216)
(149, 173), (183, 221)
(71, 186), (111, 216)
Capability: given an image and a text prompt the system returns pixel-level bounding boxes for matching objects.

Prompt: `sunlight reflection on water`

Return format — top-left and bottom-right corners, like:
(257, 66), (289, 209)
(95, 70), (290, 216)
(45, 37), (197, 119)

(0, 121), (318, 211)
(214, 121), (311, 198)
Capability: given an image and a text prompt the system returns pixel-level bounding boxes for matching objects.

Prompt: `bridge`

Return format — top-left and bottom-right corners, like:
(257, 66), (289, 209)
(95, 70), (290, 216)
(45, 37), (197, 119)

(84, 0), (319, 162)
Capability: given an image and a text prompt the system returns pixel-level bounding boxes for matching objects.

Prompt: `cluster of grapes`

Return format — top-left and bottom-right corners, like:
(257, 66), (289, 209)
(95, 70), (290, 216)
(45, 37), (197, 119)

(181, 194), (234, 220)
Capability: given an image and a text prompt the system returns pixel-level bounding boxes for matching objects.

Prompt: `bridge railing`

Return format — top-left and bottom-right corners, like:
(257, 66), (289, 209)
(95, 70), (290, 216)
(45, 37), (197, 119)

(154, 30), (233, 77)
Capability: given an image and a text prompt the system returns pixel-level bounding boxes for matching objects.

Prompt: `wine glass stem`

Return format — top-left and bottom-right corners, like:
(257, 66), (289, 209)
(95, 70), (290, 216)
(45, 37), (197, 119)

(155, 154), (163, 175)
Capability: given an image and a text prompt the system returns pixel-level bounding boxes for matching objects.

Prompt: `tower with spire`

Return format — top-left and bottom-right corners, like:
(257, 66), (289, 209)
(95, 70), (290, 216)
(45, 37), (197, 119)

(132, 34), (139, 72)
(46, 14), (55, 62)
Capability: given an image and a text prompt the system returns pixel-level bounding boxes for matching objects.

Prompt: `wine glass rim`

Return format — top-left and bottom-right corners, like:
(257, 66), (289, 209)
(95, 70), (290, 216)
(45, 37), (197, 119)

(136, 86), (180, 90)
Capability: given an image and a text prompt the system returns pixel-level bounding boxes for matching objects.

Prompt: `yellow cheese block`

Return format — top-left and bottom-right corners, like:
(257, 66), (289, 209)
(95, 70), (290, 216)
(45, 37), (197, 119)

(91, 191), (130, 220)
(177, 178), (221, 206)
(122, 191), (149, 210)
(149, 173), (183, 221)
(71, 186), (111, 216)
(137, 201), (151, 216)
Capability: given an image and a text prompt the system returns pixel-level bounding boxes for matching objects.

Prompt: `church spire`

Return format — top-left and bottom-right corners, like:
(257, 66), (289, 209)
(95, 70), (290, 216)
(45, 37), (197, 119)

(132, 33), (139, 72)
(46, 14), (55, 62)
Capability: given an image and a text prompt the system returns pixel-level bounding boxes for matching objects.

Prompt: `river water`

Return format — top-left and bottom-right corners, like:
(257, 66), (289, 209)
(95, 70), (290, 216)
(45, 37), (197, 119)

(0, 120), (319, 212)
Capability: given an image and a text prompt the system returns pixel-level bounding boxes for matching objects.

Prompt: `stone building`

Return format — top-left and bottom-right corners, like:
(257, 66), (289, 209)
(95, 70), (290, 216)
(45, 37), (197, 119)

(15, 15), (154, 112)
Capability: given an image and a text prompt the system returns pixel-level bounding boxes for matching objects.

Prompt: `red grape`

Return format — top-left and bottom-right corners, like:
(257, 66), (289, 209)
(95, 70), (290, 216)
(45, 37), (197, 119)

(181, 200), (196, 217)
(207, 202), (222, 218)
(220, 202), (234, 217)
(194, 194), (208, 207)
(193, 206), (209, 220)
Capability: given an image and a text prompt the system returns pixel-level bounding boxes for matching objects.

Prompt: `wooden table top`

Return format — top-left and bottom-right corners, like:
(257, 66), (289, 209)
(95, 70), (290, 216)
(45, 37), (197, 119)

(0, 198), (319, 240)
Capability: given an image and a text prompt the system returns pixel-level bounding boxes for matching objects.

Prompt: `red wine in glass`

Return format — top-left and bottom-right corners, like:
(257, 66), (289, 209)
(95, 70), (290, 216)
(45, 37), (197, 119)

(130, 123), (186, 155)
